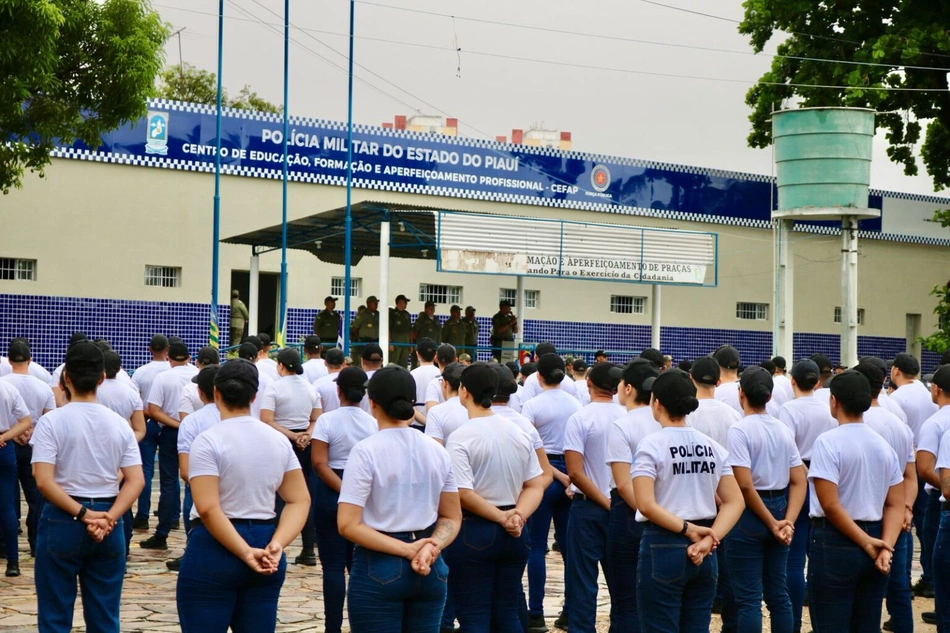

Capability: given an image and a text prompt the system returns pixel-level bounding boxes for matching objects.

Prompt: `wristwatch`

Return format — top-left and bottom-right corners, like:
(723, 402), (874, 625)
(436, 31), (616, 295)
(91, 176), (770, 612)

(74, 506), (87, 522)
(679, 520), (689, 536)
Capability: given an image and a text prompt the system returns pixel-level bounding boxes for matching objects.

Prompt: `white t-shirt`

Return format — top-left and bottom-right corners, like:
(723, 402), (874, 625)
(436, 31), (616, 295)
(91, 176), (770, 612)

(339, 427), (458, 532)
(315, 372), (341, 413)
(359, 368), (378, 414)
(632, 426), (732, 522)
(714, 380), (741, 414)
(257, 357), (281, 383)
(491, 405), (544, 451)
(520, 371), (580, 402)
(778, 394), (838, 461)
(177, 404), (222, 454)
(1, 373), (55, 422)
(0, 380), (29, 431)
(891, 380), (939, 443)
(687, 398), (742, 448)
(30, 402), (141, 497)
(425, 376), (446, 407)
(179, 383), (204, 417)
(131, 360), (171, 402)
(446, 414), (543, 507)
(411, 364), (442, 414)
(147, 364), (199, 424)
(726, 414), (802, 490)
(303, 358), (328, 384)
(575, 379), (592, 407)
(771, 374), (794, 407)
(606, 406), (662, 487)
(933, 431), (950, 501)
(563, 402), (625, 497)
(188, 415), (300, 520)
(0, 359), (52, 384)
(914, 406), (950, 490)
(50, 362), (64, 388)
(96, 378), (143, 421)
(251, 371), (274, 420)
(311, 406), (379, 469)
(259, 375), (320, 431)
(521, 388), (583, 455)
(424, 396), (468, 443)
(509, 384), (525, 413)
(808, 423), (903, 520)
(864, 407), (915, 468)
(878, 391), (909, 424)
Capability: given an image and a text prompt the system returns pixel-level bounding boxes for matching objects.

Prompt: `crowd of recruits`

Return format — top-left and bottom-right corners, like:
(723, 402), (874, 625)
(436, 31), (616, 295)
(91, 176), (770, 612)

(2, 330), (950, 633)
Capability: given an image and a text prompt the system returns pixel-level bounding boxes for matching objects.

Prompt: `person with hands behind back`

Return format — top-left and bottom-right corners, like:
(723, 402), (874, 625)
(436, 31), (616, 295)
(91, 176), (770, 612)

(443, 362), (547, 632)
(176, 359), (310, 633)
(632, 368), (745, 633)
(806, 370), (904, 633)
(338, 365), (462, 633)
(31, 341), (145, 632)
(725, 367), (805, 633)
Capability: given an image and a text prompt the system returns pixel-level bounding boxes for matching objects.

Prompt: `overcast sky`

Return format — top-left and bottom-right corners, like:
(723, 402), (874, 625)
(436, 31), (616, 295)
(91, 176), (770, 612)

(154, 0), (940, 196)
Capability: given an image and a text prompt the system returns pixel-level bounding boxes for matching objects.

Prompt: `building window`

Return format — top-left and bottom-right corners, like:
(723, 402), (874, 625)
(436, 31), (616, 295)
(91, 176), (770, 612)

(736, 302), (768, 321)
(610, 295), (646, 314)
(419, 283), (462, 305)
(499, 288), (541, 309)
(834, 306), (865, 325)
(145, 265), (181, 288)
(0, 258), (36, 281)
(331, 276), (361, 298)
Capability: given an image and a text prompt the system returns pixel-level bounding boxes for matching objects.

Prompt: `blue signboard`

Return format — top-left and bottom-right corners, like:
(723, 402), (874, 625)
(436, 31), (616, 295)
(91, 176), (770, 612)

(50, 99), (883, 232)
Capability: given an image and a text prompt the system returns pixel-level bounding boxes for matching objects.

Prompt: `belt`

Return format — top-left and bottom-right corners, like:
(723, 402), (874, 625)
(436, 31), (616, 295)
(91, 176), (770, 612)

(190, 517), (275, 532)
(647, 518), (714, 531)
(70, 496), (117, 504)
(573, 493), (587, 502)
(463, 504), (516, 520)
(757, 488), (788, 499)
(546, 453), (564, 460)
(802, 459), (811, 469)
(941, 502), (950, 512)
(810, 517), (882, 530)
(287, 428), (309, 434)
(380, 525), (435, 542)
(610, 489), (620, 499)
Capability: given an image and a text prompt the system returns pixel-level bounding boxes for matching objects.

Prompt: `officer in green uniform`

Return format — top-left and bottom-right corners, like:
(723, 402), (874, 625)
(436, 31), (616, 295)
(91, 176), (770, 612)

(490, 300), (518, 362)
(349, 295), (379, 361)
(313, 296), (341, 346)
(463, 306), (480, 357)
(388, 294), (413, 368)
(410, 300), (442, 369)
(441, 305), (465, 349)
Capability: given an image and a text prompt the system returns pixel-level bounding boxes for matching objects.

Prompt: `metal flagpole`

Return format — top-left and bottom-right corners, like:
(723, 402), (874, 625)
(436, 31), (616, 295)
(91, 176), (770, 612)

(210, 0), (224, 348)
(343, 0), (355, 357)
(278, 0), (290, 347)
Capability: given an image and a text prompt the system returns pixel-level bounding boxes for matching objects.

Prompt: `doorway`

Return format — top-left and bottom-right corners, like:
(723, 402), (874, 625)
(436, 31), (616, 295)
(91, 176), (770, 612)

(231, 270), (280, 339)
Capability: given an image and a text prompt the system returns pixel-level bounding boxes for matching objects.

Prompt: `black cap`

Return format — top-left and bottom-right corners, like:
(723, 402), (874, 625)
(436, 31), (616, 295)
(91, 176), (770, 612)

(677, 360), (693, 372)
(639, 348), (665, 368)
(740, 366), (773, 399)
(425, 300), (436, 308)
(853, 362), (885, 394)
(505, 361), (520, 375)
(450, 304), (461, 313)
(810, 354), (834, 374)
(521, 362), (537, 377)
(258, 333), (272, 348)
(277, 348), (304, 375)
(537, 353), (566, 383)
(361, 343), (383, 362)
(192, 365), (219, 399)
(169, 341), (189, 362)
(941, 349), (950, 367)
(367, 365), (416, 410)
(65, 340), (104, 375)
(535, 342), (556, 357)
(790, 359), (820, 384)
(713, 345), (741, 370)
(238, 342), (259, 361)
(442, 361), (465, 385)
(622, 358), (660, 393)
(589, 362), (622, 392)
(69, 332), (88, 347)
(324, 296), (338, 304)
(8, 340), (31, 363)
(760, 360), (776, 375)
(196, 346), (220, 366)
(395, 294), (410, 303)
(367, 295), (379, 303)
(829, 370), (872, 413)
(499, 300), (512, 307)
(893, 353), (920, 377)
(859, 356), (888, 373)
(772, 356), (787, 370)
(465, 306), (476, 314)
(594, 350), (607, 358)
(690, 356), (720, 386)
(437, 344), (457, 365)
(491, 363), (518, 397)
(215, 358), (259, 392)
(304, 335), (322, 351)
(572, 358), (588, 373)
(932, 365), (950, 392)
(325, 348), (345, 366)
(460, 362), (500, 405)
(149, 334), (169, 351)
(245, 335), (263, 352)
(337, 366), (368, 394)
(417, 338), (437, 357)
(643, 369), (697, 410)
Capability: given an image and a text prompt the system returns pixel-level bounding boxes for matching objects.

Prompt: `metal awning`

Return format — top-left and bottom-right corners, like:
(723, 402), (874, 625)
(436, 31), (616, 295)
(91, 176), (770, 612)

(222, 201), (442, 266)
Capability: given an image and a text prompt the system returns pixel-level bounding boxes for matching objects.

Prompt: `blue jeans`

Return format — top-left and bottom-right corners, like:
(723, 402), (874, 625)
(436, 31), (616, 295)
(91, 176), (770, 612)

(527, 454), (571, 617)
(807, 521), (888, 633)
(443, 513), (530, 632)
(913, 478), (932, 588)
(566, 498), (609, 633)
(0, 443), (19, 563)
(177, 522), (287, 633)
(932, 509), (950, 632)
(156, 425), (181, 536)
(348, 541), (449, 633)
(135, 419), (160, 521)
(725, 495), (793, 633)
(718, 537), (737, 633)
(15, 443), (39, 552)
(314, 472), (353, 633)
(35, 501), (126, 633)
(786, 486), (810, 633)
(637, 523), (718, 633)
(605, 491), (644, 633)
(275, 440), (316, 553)
(886, 530), (913, 633)
(183, 483), (193, 534)
(924, 489), (942, 590)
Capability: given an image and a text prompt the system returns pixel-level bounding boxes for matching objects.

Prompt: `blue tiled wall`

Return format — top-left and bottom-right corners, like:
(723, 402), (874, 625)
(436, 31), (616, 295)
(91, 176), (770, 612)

(1, 293), (943, 373)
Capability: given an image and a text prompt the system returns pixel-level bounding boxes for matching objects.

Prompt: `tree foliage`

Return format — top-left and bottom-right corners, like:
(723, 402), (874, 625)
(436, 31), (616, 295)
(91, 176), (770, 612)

(0, 0), (168, 194)
(157, 63), (281, 115)
(740, 0), (950, 190)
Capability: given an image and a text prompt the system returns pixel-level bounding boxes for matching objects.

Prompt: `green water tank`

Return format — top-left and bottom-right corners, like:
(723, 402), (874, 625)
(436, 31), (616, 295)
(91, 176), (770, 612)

(772, 107), (875, 213)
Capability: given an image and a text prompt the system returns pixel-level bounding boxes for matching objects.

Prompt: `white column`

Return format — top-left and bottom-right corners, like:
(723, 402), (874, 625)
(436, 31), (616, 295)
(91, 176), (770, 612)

(651, 285), (661, 350)
(515, 275), (525, 346)
(248, 252), (260, 337)
(841, 216), (859, 367)
(776, 219), (794, 360)
(379, 219), (391, 366)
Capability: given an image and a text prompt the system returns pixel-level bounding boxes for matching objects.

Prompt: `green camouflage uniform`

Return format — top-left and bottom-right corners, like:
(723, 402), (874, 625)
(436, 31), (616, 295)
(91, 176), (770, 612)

(312, 309), (340, 344)
(389, 307), (412, 368)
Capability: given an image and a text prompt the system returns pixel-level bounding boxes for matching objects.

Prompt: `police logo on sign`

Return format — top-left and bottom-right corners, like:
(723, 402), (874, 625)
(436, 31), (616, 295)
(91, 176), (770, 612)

(590, 164), (611, 193)
(145, 111), (169, 156)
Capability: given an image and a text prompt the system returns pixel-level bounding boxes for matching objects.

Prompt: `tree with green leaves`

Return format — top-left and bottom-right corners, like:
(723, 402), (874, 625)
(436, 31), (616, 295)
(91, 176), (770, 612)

(0, 0), (168, 194)
(157, 63), (281, 115)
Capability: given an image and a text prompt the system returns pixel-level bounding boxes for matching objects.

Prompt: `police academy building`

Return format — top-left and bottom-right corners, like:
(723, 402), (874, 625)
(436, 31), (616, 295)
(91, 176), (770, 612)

(2, 99), (949, 372)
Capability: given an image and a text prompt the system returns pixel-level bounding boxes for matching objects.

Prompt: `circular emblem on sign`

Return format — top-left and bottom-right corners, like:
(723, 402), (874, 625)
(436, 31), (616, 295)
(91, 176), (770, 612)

(590, 164), (611, 193)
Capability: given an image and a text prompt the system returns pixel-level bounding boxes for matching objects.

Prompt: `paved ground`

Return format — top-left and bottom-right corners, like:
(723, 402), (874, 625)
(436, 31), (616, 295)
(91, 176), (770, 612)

(0, 474), (940, 631)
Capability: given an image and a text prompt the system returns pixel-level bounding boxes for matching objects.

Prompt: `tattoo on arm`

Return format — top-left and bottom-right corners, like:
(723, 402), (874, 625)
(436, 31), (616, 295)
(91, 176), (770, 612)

(432, 518), (456, 548)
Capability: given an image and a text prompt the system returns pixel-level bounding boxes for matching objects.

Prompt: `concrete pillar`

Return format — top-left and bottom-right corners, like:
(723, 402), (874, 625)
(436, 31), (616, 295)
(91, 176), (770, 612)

(515, 275), (525, 346)
(651, 285), (661, 350)
(775, 219), (794, 360)
(249, 252), (260, 337)
(379, 219), (390, 366)
(841, 216), (859, 367)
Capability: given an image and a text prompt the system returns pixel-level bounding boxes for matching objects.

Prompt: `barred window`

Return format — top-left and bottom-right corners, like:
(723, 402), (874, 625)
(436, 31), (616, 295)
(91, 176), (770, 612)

(500, 288), (540, 309)
(610, 295), (646, 314)
(736, 302), (768, 321)
(419, 283), (462, 305)
(0, 258), (36, 281)
(331, 276), (361, 298)
(834, 306), (865, 325)
(145, 265), (181, 288)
